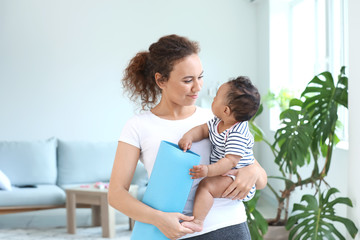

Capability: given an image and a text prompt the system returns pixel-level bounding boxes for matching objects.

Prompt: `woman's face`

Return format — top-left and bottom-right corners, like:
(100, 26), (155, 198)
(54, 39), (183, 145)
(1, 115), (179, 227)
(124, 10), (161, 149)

(160, 54), (203, 107)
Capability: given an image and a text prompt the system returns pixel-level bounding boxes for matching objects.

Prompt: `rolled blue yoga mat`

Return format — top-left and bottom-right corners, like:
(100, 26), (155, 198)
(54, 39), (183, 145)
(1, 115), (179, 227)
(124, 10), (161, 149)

(130, 140), (200, 240)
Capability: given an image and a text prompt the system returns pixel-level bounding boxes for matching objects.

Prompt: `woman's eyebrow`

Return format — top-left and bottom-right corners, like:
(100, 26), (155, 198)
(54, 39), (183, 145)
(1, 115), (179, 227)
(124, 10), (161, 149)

(182, 71), (204, 79)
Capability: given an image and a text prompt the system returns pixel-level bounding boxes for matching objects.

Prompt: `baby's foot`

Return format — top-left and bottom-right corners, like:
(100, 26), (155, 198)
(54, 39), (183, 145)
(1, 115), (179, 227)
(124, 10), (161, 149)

(181, 219), (204, 232)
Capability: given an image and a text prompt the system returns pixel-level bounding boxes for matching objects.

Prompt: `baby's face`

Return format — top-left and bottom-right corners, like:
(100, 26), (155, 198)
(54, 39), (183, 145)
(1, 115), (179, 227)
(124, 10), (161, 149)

(211, 83), (229, 118)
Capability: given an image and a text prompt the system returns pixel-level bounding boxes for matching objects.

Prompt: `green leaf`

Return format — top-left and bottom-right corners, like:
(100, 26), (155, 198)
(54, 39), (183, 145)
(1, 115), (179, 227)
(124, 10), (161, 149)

(291, 203), (308, 212)
(244, 191), (268, 239)
(252, 209), (268, 234)
(323, 188), (339, 203)
(289, 98), (303, 107)
(288, 218), (312, 238)
(286, 215), (298, 229)
(335, 67), (348, 108)
(273, 104), (313, 174)
(301, 68), (347, 159)
(300, 194), (318, 210)
(253, 103), (263, 119)
(327, 197), (353, 209)
(321, 221), (345, 240)
(286, 188), (358, 239)
(249, 121), (264, 142)
(249, 104), (265, 142)
(325, 215), (359, 238)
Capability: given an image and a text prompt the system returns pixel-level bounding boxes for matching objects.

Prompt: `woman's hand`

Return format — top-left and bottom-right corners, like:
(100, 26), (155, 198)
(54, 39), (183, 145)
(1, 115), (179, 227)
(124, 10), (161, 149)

(155, 212), (195, 240)
(222, 160), (267, 200)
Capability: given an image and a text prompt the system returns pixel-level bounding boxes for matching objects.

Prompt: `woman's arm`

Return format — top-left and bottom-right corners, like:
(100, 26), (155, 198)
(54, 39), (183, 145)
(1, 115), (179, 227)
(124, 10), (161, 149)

(108, 141), (194, 239)
(221, 159), (267, 200)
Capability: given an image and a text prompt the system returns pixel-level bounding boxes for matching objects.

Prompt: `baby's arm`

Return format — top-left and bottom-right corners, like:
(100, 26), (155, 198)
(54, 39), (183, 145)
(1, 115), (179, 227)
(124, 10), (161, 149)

(178, 123), (209, 152)
(190, 154), (241, 178)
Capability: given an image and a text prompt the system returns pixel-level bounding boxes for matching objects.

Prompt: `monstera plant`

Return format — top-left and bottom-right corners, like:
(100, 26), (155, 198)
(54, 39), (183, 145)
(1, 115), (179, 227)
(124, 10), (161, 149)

(246, 67), (358, 239)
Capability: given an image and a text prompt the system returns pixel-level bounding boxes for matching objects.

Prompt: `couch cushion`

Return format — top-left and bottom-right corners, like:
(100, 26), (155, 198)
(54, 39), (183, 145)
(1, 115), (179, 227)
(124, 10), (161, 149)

(0, 138), (57, 185)
(0, 184), (65, 207)
(59, 161), (148, 201)
(57, 141), (117, 185)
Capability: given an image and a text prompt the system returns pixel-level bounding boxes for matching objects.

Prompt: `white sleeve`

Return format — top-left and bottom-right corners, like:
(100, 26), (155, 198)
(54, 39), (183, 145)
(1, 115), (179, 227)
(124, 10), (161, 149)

(118, 115), (141, 149)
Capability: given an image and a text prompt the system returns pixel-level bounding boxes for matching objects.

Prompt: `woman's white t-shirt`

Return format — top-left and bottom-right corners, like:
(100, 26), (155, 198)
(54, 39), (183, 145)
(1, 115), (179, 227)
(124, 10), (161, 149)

(119, 107), (246, 238)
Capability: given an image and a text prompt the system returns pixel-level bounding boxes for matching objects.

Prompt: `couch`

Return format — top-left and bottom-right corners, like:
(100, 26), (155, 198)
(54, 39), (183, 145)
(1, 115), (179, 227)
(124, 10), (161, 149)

(0, 138), (148, 215)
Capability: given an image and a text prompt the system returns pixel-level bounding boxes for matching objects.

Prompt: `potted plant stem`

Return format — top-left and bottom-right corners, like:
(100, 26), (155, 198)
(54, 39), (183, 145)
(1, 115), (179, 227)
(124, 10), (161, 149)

(245, 67), (358, 239)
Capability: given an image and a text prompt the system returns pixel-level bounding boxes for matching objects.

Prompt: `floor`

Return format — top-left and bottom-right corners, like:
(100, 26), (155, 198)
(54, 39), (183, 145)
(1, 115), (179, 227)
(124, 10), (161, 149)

(0, 197), (276, 229)
(0, 197), (278, 240)
(0, 208), (129, 229)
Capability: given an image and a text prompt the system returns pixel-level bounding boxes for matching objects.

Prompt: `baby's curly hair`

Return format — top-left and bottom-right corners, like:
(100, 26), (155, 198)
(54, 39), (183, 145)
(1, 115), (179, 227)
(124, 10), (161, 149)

(226, 76), (260, 122)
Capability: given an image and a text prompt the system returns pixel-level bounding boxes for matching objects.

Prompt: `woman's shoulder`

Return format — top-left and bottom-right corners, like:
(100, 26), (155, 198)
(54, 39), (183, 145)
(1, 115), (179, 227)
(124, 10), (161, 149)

(121, 111), (154, 131)
(126, 110), (153, 121)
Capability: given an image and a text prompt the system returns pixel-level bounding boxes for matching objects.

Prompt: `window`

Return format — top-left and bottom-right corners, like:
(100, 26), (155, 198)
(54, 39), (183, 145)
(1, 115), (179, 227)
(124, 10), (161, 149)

(269, 0), (348, 143)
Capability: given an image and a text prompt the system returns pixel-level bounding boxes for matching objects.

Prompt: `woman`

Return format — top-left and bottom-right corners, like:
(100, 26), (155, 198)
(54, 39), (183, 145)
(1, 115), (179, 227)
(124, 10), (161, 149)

(108, 34), (267, 240)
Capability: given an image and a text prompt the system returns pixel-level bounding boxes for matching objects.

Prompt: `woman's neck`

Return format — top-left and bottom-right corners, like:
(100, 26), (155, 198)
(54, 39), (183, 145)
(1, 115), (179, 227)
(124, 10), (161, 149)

(151, 101), (196, 120)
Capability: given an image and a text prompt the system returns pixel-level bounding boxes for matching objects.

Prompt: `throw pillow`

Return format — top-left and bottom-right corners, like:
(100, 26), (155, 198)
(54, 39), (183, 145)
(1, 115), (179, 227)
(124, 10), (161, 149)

(0, 170), (12, 191)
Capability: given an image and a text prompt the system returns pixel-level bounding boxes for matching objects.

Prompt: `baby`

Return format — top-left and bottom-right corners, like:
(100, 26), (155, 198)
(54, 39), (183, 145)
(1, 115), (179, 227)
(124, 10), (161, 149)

(178, 76), (260, 232)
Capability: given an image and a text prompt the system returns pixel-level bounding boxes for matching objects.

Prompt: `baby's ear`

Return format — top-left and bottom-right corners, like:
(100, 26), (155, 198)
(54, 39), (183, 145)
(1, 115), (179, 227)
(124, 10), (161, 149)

(224, 106), (231, 115)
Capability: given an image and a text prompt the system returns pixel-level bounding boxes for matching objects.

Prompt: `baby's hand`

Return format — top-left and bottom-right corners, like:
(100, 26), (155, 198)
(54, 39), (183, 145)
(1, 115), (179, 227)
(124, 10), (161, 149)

(178, 137), (192, 152)
(190, 165), (208, 179)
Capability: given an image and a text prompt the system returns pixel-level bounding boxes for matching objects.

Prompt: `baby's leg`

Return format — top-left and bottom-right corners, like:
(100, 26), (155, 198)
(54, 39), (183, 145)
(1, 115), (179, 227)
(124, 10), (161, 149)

(181, 176), (233, 232)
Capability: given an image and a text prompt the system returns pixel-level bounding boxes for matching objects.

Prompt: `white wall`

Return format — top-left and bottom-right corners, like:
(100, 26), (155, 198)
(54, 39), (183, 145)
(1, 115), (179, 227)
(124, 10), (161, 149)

(348, 0), (360, 238)
(254, 0), (359, 237)
(0, 0), (258, 141)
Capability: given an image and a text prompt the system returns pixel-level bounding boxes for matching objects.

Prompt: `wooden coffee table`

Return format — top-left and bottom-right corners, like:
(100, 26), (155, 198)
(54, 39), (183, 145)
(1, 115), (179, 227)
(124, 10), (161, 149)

(65, 184), (138, 238)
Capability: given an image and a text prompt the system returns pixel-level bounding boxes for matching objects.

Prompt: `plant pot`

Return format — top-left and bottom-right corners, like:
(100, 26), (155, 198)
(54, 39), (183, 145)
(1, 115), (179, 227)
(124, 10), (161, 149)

(264, 225), (289, 240)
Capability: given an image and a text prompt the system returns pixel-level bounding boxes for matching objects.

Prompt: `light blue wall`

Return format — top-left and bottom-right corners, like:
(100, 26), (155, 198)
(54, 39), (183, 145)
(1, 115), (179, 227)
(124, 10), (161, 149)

(0, 0), (258, 141)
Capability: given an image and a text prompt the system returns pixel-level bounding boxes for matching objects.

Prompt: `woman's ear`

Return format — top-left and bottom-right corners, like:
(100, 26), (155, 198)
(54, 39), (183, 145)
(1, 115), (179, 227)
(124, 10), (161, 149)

(155, 72), (165, 89)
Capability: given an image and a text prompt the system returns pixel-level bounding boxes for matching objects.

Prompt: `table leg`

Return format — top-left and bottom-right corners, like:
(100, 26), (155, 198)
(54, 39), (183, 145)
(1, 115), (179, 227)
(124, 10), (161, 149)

(66, 192), (76, 234)
(92, 205), (101, 226)
(100, 195), (115, 238)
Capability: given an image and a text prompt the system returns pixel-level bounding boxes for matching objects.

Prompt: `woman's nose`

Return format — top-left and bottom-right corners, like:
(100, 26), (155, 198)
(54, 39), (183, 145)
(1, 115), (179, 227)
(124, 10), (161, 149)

(192, 79), (202, 92)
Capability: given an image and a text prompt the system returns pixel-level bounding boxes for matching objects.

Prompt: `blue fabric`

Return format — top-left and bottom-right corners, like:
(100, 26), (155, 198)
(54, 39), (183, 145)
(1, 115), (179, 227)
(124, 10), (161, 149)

(0, 138), (57, 185)
(131, 141), (200, 240)
(57, 140), (117, 185)
(60, 161), (148, 201)
(0, 184), (65, 207)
